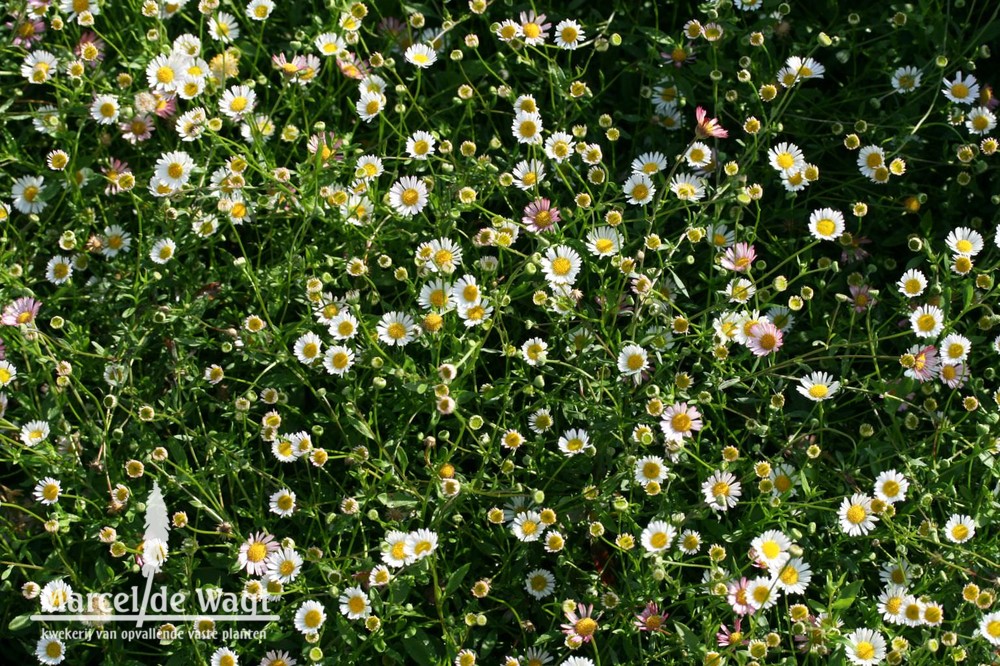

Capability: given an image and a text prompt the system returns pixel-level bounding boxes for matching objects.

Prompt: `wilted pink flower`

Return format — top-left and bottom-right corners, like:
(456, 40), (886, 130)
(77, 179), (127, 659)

(721, 242), (756, 272)
(717, 617), (745, 646)
(841, 235), (871, 263)
(522, 198), (561, 233)
(307, 132), (345, 164)
(695, 106), (728, 138)
(102, 158), (132, 195)
(634, 601), (669, 633)
(336, 53), (368, 80)
(849, 284), (876, 313)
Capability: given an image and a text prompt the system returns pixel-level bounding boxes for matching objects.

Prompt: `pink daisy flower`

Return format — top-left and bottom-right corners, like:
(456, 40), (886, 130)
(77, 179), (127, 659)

(237, 531), (279, 576)
(746, 321), (783, 357)
(561, 602), (601, 644)
(720, 242), (756, 272)
(904, 344), (940, 383)
(939, 362), (968, 389)
(660, 402), (702, 442)
(2, 297), (42, 326)
(522, 198), (561, 233)
(76, 31), (106, 65)
(727, 577), (755, 615)
(121, 115), (155, 144)
(695, 106), (728, 138)
(152, 92), (177, 119)
(8, 14), (46, 49)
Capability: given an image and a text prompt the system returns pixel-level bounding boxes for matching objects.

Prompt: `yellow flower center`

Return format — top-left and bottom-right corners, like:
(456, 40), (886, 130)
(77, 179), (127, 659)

(642, 461), (660, 479)
(951, 83), (969, 98)
(246, 542), (267, 562)
(230, 96), (248, 112)
(650, 532), (668, 549)
(47, 642), (63, 658)
(42, 484), (59, 501)
(987, 620), (1000, 637)
(366, 99), (381, 115)
(916, 314), (936, 332)
(523, 23), (541, 39)
(575, 617), (597, 637)
(752, 586), (770, 603)
(952, 524), (970, 541)
(808, 384), (829, 399)
(866, 152), (883, 168)
(167, 163), (184, 179)
(348, 596), (366, 614)
(759, 333), (777, 350)
(400, 188), (420, 207)
(23, 186), (39, 202)
(631, 184), (649, 201)
(779, 565), (799, 585)
(561, 26), (579, 43)
(304, 609), (322, 628)
(845, 504), (866, 524)
(100, 102), (116, 117)
(412, 139), (429, 155)
(551, 257), (572, 276)
(565, 437), (584, 452)
(882, 480), (900, 497)
(712, 481), (730, 497)
(414, 539), (432, 555)
(761, 541), (781, 559)
(387, 323), (406, 339)
(627, 354), (645, 371)
(855, 642), (875, 660)
(521, 520), (538, 536)
(332, 352), (350, 369)
(671, 413), (692, 432)
(776, 153), (795, 169)
(595, 238), (614, 254)
(521, 171), (537, 185)
(815, 218), (836, 237)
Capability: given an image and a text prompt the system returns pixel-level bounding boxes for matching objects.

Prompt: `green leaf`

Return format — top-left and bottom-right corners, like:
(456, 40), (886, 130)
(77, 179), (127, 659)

(8, 613), (33, 632)
(444, 562), (471, 597)
(400, 629), (438, 666)
(346, 414), (376, 440)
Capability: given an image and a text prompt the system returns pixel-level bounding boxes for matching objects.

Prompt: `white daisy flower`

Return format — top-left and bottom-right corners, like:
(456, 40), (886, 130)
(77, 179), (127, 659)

(943, 513), (976, 543)
(838, 493), (878, 536)
(640, 520), (676, 553)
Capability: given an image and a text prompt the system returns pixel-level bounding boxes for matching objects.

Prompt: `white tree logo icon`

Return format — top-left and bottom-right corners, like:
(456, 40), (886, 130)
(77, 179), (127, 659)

(136, 481), (169, 626)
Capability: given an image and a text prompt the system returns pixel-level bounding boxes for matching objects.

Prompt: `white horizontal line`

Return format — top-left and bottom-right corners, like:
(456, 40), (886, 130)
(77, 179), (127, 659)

(30, 615), (279, 622)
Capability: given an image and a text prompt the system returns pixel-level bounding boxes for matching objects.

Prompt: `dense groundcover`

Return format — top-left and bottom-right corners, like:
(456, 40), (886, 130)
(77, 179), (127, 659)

(2, 0), (1000, 664)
